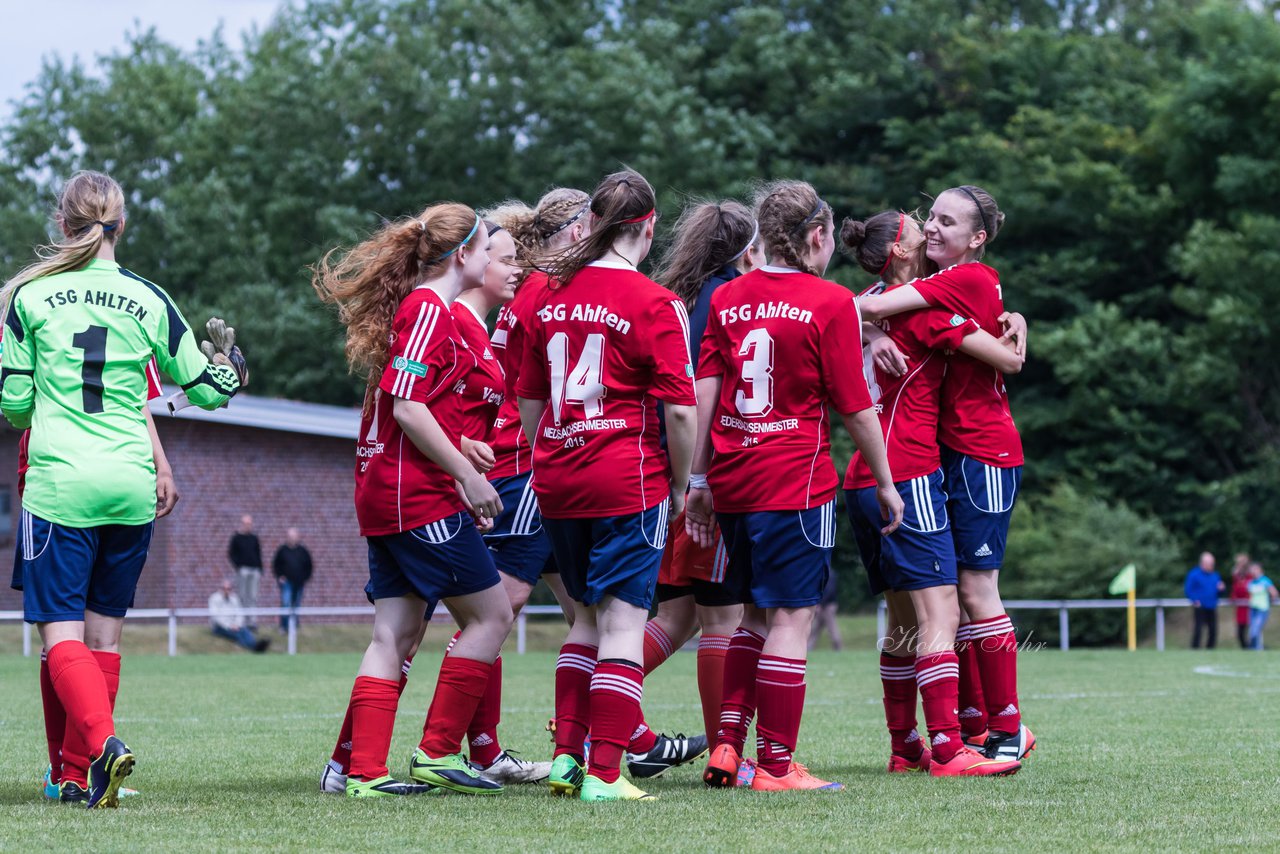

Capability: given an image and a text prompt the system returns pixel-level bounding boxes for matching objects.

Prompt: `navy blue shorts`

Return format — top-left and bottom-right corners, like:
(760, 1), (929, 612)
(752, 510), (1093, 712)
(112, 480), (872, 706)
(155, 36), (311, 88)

(12, 509), (153, 623)
(366, 512), (501, 603)
(847, 470), (958, 595)
(484, 473), (556, 585)
(941, 447), (1021, 570)
(542, 499), (670, 610)
(717, 500), (836, 609)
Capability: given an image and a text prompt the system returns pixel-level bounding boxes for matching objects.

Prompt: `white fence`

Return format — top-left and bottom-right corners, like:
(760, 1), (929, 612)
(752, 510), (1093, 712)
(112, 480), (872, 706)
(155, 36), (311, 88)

(875, 597), (1248, 651)
(1, 598), (1243, 656)
(0, 604), (566, 657)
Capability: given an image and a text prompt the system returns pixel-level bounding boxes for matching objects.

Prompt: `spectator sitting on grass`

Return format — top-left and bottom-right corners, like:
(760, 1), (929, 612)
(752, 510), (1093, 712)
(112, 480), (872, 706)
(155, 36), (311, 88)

(208, 579), (270, 653)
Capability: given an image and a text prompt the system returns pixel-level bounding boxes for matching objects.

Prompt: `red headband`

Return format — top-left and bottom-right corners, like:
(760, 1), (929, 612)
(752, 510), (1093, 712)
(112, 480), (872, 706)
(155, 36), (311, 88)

(620, 209), (655, 224)
(878, 213), (906, 277)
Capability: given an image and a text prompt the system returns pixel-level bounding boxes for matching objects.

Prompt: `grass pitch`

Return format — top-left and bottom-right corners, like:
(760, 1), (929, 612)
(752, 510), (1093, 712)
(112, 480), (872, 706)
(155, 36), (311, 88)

(0, 642), (1277, 852)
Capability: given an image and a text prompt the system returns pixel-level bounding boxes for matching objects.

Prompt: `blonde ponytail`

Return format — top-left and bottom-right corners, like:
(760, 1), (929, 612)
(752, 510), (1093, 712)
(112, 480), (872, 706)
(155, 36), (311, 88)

(1, 171), (126, 316)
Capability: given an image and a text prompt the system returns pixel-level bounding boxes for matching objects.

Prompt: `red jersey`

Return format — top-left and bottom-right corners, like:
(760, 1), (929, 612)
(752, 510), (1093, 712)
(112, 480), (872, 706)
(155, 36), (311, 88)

(450, 300), (505, 444)
(845, 283), (978, 489)
(516, 262), (697, 519)
(488, 273), (551, 478)
(354, 288), (474, 536)
(912, 263), (1023, 467)
(697, 267), (873, 512)
(5, 322), (162, 495)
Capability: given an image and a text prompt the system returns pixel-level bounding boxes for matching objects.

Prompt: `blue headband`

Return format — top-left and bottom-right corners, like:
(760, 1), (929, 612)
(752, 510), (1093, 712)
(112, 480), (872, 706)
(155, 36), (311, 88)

(426, 215), (481, 263)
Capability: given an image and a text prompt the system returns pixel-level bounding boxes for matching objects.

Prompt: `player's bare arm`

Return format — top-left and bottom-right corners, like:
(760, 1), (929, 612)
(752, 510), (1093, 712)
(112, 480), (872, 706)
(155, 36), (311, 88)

(685, 375), (722, 549)
(957, 327), (1025, 375)
(857, 284), (927, 322)
(864, 322), (909, 378)
(840, 407), (904, 534)
(516, 396), (546, 452)
(460, 435), (496, 473)
(998, 310), (1028, 358)
(145, 408), (179, 518)
(393, 397), (501, 518)
(663, 402), (697, 517)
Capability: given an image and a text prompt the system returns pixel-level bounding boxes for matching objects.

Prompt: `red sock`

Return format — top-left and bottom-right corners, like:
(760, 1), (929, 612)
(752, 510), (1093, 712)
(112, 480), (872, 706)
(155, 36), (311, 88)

(696, 634), (730, 744)
(587, 659), (644, 784)
(92, 651), (121, 709)
(970, 614), (1020, 733)
(916, 651), (961, 762)
(331, 656), (412, 773)
(62, 650), (124, 785)
(879, 652), (922, 759)
(717, 627), (765, 753)
(754, 655), (806, 777)
(419, 657), (492, 758)
(955, 623), (987, 738)
(467, 655), (503, 767)
(553, 643), (596, 760)
(643, 622), (675, 674)
(348, 676), (400, 781)
(627, 717), (657, 754)
(46, 641), (113, 751)
(39, 651), (66, 784)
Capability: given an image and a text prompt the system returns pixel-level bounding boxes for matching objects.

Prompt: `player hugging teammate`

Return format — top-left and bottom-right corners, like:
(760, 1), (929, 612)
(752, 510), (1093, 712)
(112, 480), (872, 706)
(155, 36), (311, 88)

(307, 176), (1034, 801)
(854, 185), (1035, 772)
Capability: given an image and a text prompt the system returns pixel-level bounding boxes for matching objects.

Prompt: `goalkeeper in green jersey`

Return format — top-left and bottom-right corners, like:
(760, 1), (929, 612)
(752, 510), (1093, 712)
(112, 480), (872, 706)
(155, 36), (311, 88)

(0, 170), (248, 808)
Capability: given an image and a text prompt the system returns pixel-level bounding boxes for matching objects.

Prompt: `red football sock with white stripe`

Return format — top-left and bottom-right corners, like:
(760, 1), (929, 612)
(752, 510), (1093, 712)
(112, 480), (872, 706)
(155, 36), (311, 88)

(643, 622), (676, 673)
(955, 623), (988, 738)
(697, 634), (730, 745)
(331, 656), (412, 773)
(45, 641), (113, 770)
(717, 627), (765, 753)
(970, 614), (1020, 733)
(915, 651), (961, 763)
(39, 651), (67, 785)
(623, 622), (677, 753)
(628, 718), (657, 754)
(419, 656), (492, 758)
(348, 675), (400, 781)
(879, 652), (923, 759)
(467, 655), (503, 767)
(588, 659), (644, 783)
(754, 655), (806, 777)
(554, 643), (597, 761)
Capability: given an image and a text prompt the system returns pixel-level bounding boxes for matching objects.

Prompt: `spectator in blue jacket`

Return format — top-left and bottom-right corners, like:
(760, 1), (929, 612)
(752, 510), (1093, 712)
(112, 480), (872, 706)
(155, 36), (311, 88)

(1184, 552), (1224, 649)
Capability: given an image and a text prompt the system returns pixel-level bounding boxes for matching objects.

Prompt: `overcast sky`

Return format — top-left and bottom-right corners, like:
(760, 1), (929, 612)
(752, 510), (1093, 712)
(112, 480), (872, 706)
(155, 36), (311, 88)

(0, 0), (283, 119)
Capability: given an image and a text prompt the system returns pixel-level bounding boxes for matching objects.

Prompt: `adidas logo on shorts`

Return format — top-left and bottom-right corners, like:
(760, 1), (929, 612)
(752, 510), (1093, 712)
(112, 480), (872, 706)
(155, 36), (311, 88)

(974, 543), (993, 558)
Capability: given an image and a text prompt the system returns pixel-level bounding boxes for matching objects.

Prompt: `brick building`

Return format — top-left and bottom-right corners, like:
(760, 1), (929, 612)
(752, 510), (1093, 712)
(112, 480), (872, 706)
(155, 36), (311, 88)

(0, 392), (369, 614)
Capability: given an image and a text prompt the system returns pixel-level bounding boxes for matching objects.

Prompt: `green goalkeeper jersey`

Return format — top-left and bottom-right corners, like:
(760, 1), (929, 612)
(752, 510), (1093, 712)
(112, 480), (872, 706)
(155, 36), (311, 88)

(0, 258), (240, 526)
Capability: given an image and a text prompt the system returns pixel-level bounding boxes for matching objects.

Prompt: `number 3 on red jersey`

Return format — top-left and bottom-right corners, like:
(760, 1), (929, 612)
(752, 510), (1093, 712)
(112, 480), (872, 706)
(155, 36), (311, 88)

(735, 327), (775, 418)
(548, 331), (607, 425)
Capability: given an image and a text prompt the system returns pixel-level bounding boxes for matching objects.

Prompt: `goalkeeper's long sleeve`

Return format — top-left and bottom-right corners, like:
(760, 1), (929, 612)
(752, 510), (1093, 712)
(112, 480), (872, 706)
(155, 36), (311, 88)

(145, 282), (240, 410)
(0, 296), (36, 429)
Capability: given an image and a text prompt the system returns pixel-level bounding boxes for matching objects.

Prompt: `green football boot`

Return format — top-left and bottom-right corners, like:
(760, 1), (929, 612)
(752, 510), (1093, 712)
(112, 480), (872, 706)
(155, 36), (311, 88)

(345, 775), (436, 798)
(408, 749), (503, 795)
(548, 754), (585, 797)
(579, 773), (657, 802)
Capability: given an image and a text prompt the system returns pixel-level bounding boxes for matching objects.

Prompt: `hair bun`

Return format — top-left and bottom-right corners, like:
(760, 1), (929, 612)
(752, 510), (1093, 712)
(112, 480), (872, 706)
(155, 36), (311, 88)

(840, 217), (867, 250)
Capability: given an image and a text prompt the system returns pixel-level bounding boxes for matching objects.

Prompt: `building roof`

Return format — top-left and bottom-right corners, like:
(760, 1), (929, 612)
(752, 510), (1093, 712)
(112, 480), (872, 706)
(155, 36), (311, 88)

(148, 388), (360, 440)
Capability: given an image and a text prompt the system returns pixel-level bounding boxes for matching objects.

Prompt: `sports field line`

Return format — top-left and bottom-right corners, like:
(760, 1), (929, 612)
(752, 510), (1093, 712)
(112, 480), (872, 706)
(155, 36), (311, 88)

(1191, 663), (1280, 679)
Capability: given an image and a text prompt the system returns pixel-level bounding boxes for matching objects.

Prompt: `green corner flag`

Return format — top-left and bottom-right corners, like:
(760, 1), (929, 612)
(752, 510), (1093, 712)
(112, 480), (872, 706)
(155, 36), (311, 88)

(1109, 563), (1136, 595)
